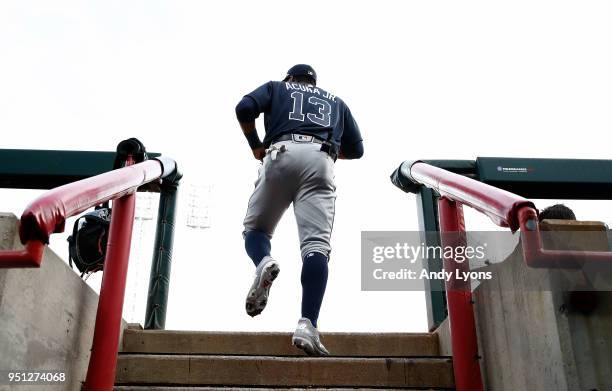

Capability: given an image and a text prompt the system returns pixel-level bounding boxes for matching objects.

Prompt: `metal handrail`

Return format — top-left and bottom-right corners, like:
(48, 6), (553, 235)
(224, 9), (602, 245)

(397, 160), (612, 391)
(397, 160), (536, 230)
(0, 156), (174, 391)
(406, 161), (612, 267)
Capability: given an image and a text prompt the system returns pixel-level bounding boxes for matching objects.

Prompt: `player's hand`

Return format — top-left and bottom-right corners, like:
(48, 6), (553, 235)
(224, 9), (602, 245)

(252, 146), (266, 161)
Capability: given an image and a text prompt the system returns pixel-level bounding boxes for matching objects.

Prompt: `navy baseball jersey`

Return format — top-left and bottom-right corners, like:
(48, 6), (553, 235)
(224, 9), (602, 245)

(245, 81), (362, 148)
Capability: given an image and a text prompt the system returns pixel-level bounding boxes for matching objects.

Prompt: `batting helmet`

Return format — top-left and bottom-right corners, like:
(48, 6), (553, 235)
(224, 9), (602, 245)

(284, 64), (317, 84)
(67, 206), (111, 276)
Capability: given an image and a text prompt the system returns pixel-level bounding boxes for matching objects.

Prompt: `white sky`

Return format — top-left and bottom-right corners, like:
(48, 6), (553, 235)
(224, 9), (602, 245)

(1, 1), (612, 332)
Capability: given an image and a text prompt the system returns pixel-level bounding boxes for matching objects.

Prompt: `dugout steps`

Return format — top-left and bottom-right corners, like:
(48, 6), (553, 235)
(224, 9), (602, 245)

(114, 327), (454, 389)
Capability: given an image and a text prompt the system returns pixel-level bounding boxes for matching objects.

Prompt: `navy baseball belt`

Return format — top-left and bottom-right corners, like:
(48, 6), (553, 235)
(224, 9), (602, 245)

(271, 134), (338, 161)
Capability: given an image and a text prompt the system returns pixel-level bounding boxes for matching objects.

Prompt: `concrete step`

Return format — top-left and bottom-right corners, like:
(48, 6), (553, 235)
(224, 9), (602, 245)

(115, 354), (454, 389)
(121, 329), (440, 357)
(115, 387), (452, 390)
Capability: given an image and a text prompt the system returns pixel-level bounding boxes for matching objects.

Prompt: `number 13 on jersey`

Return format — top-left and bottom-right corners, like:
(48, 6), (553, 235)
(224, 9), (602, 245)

(289, 91), (332, 127)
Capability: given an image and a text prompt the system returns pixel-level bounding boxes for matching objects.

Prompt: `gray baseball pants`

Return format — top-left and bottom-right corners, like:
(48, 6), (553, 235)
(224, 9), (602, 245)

(243, 136), (336, 258)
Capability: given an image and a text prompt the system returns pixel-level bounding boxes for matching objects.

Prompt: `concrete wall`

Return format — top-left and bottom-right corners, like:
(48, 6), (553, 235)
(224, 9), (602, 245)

(0, 213), (119, 391)
(433, 317), (452, 357)
(473, 239), (612, 390)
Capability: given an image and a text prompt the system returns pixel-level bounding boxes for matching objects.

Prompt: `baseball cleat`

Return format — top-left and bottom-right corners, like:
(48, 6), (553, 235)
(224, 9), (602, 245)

(245, 256), (280, 317)
(291, 317), (330, 356)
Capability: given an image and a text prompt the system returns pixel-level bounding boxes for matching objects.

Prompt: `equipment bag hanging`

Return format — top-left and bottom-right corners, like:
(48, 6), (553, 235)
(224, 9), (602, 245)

(67, 205), (111, 277)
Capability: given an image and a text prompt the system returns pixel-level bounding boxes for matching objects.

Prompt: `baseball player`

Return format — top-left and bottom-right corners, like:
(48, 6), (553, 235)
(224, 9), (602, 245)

(235, 64), (363, 356)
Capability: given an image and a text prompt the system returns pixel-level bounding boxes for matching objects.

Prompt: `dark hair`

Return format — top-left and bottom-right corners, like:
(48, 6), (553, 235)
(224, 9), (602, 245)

(539, 204), (576, 221)
(288, 74), (316, 86)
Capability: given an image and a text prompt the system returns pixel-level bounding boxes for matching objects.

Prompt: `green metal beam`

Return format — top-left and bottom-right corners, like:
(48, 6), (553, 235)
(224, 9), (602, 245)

(0, 149), (159, 190)
(144, 170), (182, 330)
(416, 187), (447, 331)
(477, 157), (612, 200)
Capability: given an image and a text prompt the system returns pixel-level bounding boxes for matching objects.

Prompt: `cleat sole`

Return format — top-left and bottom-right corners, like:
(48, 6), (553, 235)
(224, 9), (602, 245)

(245, 261), (280, 317)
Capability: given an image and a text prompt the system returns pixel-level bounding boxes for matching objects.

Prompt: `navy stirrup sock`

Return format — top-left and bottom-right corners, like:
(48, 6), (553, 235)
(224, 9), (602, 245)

(244, 230), (271, 267)
(300, 251), (329, 328)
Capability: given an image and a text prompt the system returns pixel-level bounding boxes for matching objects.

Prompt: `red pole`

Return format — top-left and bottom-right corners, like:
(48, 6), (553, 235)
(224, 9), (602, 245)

(83, 160), (137, 391)
(438, 197), (484, 391)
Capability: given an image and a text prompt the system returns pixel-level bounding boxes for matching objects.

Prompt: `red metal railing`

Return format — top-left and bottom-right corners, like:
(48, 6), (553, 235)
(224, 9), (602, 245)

(405, 160), (612, 391)
(438, 197), (483, 391)
(0, 156), (168, 391)
(0, 241), (45, 268)
(517, 207), (612, 268)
